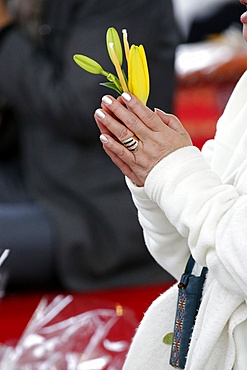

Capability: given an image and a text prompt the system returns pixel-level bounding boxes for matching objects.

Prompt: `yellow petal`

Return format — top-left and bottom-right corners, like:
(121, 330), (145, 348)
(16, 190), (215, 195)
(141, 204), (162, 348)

(128, 45), (150, 105)
(138, 45), (150, 100)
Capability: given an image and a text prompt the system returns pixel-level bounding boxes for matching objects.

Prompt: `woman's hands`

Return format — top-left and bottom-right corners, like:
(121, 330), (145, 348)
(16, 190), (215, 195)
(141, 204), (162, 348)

(94, 93), (192, 187)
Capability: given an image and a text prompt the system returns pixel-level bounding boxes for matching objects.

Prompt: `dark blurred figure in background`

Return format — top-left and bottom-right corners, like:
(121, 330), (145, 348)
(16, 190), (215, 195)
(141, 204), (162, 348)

(0, 0), (179, 292)
(187, 1), (243, 43)
(173, 0), (243, 43)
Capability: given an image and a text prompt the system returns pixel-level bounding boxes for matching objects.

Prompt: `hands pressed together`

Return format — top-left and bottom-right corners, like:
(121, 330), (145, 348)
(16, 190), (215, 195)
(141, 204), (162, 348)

(94, 93), (192, 187)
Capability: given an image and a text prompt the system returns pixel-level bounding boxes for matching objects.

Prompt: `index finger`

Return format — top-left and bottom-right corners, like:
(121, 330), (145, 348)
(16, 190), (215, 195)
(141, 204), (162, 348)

(101, 93), (165, 138)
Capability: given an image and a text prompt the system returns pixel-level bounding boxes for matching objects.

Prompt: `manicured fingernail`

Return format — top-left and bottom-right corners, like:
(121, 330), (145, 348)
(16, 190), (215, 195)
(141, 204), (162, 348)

(95, 109), (105, 119)
(154, 108), (167, 114)
(100, 134), (108, 143)
(122, 92), (131, 101)
(102, 96), (113, 105)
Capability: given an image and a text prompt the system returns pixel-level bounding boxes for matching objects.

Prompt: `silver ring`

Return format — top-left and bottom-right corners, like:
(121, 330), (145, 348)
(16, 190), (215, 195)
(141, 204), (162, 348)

(122, 136), (139, 152)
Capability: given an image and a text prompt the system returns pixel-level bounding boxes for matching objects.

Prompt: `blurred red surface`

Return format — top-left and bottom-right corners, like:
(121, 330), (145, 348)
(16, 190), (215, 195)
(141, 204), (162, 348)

(0, 282), (173, 347)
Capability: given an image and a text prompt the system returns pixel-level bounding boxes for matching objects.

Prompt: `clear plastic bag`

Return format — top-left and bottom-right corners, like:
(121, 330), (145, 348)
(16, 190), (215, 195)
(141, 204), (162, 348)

(0, 294), (138, 369)
(0, 250), (10, 298)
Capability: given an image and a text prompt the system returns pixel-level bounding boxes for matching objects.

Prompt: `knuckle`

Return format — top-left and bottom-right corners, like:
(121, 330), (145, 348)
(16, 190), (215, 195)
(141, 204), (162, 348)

(126, 113), (139, 128)
(144, 109), (155, 124)
(118, 126), (130, 142)
(118, 146), (126, 158)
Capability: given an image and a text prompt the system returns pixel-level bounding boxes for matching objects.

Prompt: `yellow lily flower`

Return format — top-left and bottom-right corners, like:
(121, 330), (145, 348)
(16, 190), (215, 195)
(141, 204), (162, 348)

(73, 27), (150, 105)
(128, 44), (150, 105)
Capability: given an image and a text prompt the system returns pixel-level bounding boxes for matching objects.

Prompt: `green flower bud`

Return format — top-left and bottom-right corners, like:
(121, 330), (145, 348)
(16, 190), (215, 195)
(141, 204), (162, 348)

(106, 27), (123, 67)
(73, 54), (108, 76)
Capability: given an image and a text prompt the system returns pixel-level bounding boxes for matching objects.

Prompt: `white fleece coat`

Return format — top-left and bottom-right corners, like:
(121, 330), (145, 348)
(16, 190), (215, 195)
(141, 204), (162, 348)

(123, 71), (247, 370)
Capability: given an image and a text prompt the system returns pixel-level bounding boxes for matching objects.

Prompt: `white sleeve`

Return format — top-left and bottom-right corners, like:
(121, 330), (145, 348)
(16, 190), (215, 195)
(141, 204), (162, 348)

(145, 145), (247, 296)
(215, 196), (247, 297)
(126, 177), (190, 280)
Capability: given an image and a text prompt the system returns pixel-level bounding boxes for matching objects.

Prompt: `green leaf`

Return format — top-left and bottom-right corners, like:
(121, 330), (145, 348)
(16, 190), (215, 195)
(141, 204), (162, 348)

(106, 73), (123, 94)
(100, 82), (122, 94)
(106, 27), (123, 67)
(163, 332), (173, 345)
(73, 54), (106, 75)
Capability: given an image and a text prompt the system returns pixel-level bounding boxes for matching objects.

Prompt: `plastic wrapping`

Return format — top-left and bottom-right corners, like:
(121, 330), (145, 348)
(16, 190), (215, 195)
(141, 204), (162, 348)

(0, 250), (10, 298)
(0, 294), (138, 369)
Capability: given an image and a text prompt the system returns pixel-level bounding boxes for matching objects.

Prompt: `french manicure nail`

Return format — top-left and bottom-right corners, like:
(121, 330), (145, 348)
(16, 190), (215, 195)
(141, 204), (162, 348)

(100, 134), (108, 143)
(102, 96), (113, 105)
(95, 109), (105, 119)
(154, 108), (167, 114)
(122, 92), (131, 101)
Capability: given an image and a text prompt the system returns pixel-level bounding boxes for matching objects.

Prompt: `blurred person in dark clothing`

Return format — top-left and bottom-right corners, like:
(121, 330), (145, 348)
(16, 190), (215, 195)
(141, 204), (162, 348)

(0, 0), (179, 292)
(187, 1), (243, 43)
(173, 0), (243, 42)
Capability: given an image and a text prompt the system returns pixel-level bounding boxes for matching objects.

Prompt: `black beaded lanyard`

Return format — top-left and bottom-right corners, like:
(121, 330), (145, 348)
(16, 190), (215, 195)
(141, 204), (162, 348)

(169, 255), (208, 369)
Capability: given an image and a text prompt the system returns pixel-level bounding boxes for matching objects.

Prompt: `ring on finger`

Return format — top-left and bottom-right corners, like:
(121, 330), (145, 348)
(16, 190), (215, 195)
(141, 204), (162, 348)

(122, 135), (139, 152)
